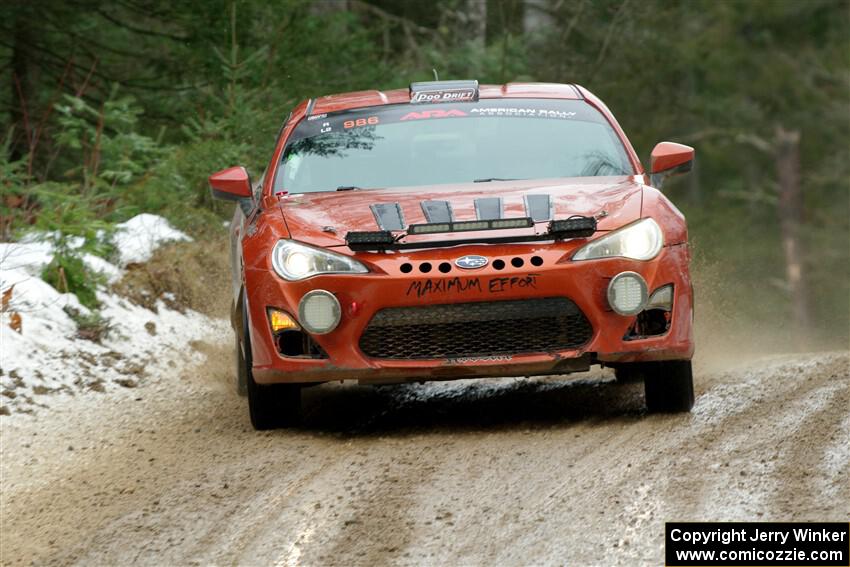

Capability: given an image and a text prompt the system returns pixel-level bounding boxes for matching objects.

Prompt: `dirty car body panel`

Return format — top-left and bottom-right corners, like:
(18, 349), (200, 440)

(211, 81), (696, 427)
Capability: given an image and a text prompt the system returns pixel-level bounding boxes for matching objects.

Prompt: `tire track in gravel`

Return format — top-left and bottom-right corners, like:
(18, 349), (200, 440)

(303, 443), (444, 566)
(769, 375), (850, 518)
(2, 351), (848, 567)
(658, 355), (850, 522)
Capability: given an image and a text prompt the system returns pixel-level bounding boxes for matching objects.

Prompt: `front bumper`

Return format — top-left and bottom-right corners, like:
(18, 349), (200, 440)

(245, 242), (693, 384)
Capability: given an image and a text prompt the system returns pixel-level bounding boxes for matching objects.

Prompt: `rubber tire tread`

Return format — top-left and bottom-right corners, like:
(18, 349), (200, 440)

(644, 360), (695, 413)
(242, 296), (301, 430)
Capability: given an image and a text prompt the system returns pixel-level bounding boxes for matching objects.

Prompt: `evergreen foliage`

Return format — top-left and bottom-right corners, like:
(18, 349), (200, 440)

(0, 0), (847, 346)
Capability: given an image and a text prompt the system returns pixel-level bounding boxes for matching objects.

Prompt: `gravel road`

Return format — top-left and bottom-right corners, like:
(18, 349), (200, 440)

(2, 348), (847, 566)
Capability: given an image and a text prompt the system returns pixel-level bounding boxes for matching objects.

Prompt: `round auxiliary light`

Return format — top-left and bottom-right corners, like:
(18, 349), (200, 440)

(298, 290), (341, 334)
(607, 272), (648, 316)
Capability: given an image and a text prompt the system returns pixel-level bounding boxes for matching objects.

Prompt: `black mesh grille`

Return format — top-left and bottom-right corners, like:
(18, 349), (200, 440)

(359, 297), (592, 359)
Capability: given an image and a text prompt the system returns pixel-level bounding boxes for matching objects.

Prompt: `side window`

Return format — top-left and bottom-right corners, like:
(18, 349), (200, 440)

(252, 170), (265, 200)
(270, 117), (291, 195)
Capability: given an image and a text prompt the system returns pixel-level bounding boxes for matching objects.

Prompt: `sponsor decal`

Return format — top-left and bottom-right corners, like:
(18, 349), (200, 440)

(445, 355), (512, 365)
(455, 255), (488, 269)
(411, 89), (477, 104)
(344, 116), (379, 129)
(470, 107), (577, 119)
(306, 113), (327, 121)
(400, 109), (467, 121)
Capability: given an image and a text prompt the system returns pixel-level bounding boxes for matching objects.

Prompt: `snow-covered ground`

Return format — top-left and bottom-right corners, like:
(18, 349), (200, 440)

(0, 214), (227, 416)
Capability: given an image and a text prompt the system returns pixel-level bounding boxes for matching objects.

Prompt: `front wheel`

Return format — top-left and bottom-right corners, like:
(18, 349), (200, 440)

(613, 365), (643, 384)
(246, 369), (302, 430)
(241, 297), (301, 430)
(643, 360), (695, 413)
(235, 333), (248, 396)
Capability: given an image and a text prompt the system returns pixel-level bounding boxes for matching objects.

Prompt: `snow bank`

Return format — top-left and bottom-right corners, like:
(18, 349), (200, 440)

(113, 213), (192, 266)
(0, 215), (223, 416)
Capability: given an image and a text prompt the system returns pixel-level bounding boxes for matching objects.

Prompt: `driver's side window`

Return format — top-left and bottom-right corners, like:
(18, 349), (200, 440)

(252, 170), (265, 201)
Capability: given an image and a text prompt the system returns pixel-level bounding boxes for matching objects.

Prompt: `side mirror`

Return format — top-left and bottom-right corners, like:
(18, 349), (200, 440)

(209, 166), (253, 201)
(649, 142), (694, 188)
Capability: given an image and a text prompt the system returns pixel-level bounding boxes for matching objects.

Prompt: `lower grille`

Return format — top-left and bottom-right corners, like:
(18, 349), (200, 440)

(359, 297), (592, 360)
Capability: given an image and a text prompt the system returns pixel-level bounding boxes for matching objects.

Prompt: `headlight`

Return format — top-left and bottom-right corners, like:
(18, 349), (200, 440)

(572, 218), (663, 261)
(271, 240), (369, 281)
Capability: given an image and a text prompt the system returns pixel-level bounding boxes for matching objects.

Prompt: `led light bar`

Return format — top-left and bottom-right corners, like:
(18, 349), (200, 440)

(412, 223), (452, 234)
(490, 218), (530, 230)
(549, 216), (597, 238)
(345, 230), (395, 248)
(408, 217), (533, 235)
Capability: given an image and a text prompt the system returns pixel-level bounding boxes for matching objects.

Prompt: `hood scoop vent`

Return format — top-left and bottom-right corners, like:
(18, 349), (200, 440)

(474, 197), (503, 220)
(524, 194), (552, 221)
(370, 203), (405, 231)
(421, 200), (453, 223)
(372, 195), (553, 230)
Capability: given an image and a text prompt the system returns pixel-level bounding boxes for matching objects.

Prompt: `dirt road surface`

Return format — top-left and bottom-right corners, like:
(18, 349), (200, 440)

(2, 349), (848, 566)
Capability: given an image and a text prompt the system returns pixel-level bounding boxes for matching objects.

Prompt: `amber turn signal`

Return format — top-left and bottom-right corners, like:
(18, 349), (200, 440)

(268, 309), (300, 333)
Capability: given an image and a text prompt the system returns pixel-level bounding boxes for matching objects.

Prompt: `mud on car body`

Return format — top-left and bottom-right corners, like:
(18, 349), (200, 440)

(210, 80), (697, 430)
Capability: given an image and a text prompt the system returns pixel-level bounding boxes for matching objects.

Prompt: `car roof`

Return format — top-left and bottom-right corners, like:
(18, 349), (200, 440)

(307, 82), (584, 116)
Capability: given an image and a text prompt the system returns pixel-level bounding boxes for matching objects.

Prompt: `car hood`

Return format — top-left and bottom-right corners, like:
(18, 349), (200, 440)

(277, 176), (643, 248)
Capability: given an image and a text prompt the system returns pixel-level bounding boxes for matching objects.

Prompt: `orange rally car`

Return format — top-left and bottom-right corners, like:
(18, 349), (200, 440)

(210, 81), (696, 430)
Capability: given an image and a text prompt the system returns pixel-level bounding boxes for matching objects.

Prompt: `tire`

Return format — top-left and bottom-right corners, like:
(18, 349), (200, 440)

(613, 364), (644, 384)
(241, 296), (301, 430)
(643, 360), (695, 413)
(235, 333), (248, 397)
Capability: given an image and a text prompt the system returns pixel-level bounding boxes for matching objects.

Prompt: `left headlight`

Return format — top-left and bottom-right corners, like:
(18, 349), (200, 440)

(271, 240), (369, 281)
(572, 218), (663, 261)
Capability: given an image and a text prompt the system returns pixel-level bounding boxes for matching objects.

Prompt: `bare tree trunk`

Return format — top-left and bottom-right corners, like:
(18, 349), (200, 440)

(486, 0), (523, 45)
(9, 6), (33, 162)
(775, 126), (810, 345)
(468, 0), (487, 46)
(310, 0), (349, 16)
(523, 0), (553, 34)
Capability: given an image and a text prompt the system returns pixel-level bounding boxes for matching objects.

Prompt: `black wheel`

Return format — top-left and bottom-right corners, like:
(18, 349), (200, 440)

(613, 364), (644, 384)
(241, 296), (301, 430)
(643, 360), (695, 413)
(235, 332), (248, 397)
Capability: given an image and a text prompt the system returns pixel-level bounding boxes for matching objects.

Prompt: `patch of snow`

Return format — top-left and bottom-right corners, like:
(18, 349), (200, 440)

(82, 253), (123, 284)
(113, 213), (191, 266)
(1, 266), (88, 331)
(0, 214), (213, 417)
(0, 240), (54, 278)
(19, 231), (84, 249)
(0, 241), (122, 285)
(1, 212), (189, 281)
(1, 290), (228, 415)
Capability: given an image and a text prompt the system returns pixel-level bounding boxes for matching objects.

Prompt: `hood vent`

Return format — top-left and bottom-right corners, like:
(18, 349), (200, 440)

(368, 193), (563, 230)
(524, 194), (552, 222)
(421, 200), (453, 223)
(474, 197), (502, 220)
(370, 203), (405, 231)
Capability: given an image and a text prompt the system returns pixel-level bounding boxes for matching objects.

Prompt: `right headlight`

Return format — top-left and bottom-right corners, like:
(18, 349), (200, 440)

(572, 218), (663, 261)
(271, 240), (369, 281)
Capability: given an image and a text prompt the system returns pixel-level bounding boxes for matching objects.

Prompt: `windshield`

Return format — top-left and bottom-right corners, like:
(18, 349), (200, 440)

(274, 99), (632, 194)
